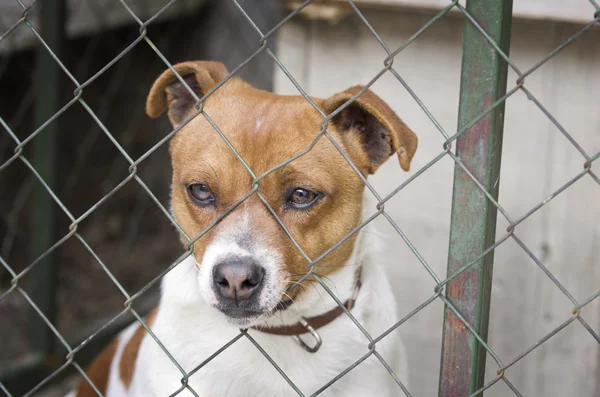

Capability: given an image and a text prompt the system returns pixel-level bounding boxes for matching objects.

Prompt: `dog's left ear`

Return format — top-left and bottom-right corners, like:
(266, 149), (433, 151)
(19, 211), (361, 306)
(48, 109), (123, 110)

(146, 61), (229, 126)
(324, 86), (418, 173)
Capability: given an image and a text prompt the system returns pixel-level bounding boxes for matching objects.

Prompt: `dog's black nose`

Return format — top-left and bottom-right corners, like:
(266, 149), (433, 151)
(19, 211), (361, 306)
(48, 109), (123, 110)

(213, 258), (265, 304)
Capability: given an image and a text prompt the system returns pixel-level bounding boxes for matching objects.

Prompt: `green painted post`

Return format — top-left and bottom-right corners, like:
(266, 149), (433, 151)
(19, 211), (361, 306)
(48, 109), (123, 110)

(438, 1), (512, 396)
(29, 0), (66, 359)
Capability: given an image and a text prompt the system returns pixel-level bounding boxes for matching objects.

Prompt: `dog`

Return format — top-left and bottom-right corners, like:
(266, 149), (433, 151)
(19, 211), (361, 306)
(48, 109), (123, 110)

(68, 60), (417, 397)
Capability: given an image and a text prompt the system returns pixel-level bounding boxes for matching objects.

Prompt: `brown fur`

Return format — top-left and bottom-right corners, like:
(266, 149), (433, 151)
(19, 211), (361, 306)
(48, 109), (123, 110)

(74, 340), (118, 396)
(146, 61), (418, 300)
(119, 309), (157, 388)
(325, 86), (418, 172)
(74, 310), (157, 395)
(146, 61), (229, 125)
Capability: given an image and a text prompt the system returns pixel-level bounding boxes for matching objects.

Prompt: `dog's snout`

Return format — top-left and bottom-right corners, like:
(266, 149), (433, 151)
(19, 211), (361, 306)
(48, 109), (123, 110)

(213, 258), (265, 304)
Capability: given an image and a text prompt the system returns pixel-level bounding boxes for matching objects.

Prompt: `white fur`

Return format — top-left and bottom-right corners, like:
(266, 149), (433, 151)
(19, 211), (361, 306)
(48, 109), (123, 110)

(69, 193), (408, 396)
(105, 322), (139, 396)
(255, 117), (264, 132)
(195, 208), (287, 322)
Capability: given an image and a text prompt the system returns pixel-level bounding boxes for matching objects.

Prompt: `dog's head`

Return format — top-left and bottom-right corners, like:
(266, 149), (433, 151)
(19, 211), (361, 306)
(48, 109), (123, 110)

(146, 61), (417, 326)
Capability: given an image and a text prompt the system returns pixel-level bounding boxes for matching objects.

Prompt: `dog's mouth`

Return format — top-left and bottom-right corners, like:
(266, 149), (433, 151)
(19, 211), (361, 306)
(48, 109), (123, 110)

(215, 306), (269, 326)
(215, 294), (295, 326)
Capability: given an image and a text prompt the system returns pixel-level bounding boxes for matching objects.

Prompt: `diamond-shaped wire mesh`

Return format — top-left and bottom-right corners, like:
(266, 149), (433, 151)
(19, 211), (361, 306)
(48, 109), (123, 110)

(1, 0), (599, 396)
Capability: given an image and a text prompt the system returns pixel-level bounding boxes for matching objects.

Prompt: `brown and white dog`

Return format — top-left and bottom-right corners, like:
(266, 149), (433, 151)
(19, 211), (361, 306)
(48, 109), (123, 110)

(68, 60), (417, 397)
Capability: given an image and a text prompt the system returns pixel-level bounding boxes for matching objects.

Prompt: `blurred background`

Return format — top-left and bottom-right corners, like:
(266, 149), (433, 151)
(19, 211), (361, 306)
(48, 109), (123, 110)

(0, 1), (599, 396)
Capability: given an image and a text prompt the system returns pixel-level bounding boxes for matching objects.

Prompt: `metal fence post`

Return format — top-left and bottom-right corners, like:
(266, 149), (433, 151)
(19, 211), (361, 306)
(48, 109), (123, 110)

(29, 0), (66, 359)
(439, 1), (512, 396)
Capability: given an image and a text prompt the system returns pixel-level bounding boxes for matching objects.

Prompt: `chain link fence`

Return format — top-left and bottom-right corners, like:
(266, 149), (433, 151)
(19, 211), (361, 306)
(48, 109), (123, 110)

(0, 0), (277, 367)
(1, 0), (599, 396)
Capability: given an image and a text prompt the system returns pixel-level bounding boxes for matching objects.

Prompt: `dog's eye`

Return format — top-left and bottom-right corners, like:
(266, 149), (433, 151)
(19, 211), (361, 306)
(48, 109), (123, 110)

(287, 188), (320, 209)
(187, 183), (216, 206)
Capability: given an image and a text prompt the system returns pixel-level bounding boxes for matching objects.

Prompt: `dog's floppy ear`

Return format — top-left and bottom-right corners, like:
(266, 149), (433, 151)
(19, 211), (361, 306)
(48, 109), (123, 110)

(146, 61), (229, 126)
(324, 86), (418, 173)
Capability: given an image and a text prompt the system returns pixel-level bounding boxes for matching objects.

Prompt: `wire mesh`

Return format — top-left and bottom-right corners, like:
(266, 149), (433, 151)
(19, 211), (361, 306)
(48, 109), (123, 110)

(0, 0), (599, 396)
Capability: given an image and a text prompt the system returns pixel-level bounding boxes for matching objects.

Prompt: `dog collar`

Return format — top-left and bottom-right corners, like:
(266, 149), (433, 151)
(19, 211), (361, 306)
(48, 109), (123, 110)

(251, 270), (362, 353)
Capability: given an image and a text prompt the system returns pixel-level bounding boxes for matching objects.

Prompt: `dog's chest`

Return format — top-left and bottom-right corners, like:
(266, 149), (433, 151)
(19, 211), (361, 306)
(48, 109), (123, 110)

(131, 305), (400, 397)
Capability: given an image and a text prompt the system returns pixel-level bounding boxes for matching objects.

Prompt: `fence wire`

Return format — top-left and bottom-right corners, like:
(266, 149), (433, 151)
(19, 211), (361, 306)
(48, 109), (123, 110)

(0, 0), (599, 396)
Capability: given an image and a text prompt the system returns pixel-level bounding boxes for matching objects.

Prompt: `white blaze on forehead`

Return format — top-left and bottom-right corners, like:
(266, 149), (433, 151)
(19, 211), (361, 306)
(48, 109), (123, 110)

(255, 117), (264, 132)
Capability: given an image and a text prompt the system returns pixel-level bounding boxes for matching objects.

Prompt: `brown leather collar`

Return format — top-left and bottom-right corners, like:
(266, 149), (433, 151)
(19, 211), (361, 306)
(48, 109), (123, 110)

(252, 272), (362, 337)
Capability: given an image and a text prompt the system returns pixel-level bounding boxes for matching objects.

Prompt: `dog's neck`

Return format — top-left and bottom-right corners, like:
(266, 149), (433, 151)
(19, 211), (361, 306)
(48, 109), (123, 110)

(161, 192), (378, 329)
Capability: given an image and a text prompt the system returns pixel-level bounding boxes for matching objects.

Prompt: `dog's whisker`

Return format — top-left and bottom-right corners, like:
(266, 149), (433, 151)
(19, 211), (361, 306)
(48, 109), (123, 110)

(308, 282), (327, 305)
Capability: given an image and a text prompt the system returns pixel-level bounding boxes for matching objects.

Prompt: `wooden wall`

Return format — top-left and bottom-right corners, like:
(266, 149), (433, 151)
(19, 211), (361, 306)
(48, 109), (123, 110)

(275, 9), (600, 396)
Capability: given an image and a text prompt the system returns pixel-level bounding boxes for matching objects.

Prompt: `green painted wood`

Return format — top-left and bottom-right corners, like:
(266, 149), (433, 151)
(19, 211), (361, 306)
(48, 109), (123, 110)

(29, 0), (66, 360)
(438, 1), (513, 396)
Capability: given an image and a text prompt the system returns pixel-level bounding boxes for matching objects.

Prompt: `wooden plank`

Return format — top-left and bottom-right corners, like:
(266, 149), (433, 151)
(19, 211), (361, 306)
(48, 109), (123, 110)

(282, 0), (598, 24)
(0, 0), (207, 54)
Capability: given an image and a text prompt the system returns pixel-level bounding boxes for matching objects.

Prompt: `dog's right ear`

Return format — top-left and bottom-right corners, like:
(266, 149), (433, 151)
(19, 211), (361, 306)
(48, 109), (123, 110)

(146, 61), (229, 126)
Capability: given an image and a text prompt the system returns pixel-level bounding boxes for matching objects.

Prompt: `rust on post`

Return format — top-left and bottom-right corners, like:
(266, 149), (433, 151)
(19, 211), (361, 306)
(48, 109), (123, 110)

(438, 1), (513, 396)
